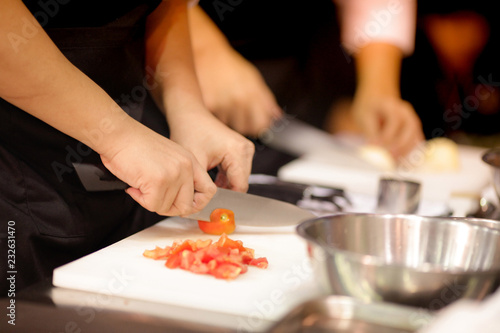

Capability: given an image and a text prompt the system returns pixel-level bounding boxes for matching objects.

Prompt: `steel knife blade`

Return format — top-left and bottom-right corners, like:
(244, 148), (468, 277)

(73, 162), (316, 226)
(260, 116), (383, 170)
(187, 187), (316, 226)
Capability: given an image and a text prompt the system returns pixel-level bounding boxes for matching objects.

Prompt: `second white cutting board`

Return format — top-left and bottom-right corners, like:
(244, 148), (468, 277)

(278, 144), (491, 202)
(52, 218), (323, 332)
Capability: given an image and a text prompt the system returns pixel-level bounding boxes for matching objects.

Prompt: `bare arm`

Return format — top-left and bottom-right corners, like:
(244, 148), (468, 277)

(352, 42), (424, 158)
(0, 0), (216, 216)
(334, 0), (423, 158)
(145, 1), (254, 192)
(188, 5), (282, 137)
(0, 0), (132, 154)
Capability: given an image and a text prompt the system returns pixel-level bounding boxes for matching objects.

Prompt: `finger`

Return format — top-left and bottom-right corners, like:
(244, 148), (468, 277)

(191, 162), (217, 213)
(377, 105), (402, 146)
(354, 106), (379, 143)
(246, 106), (272, 137)
(126, 187), (147, 209)
(167, 181), (196, 216)
(389, 122), (420, 158)
(387, 105), (424, 158)
(220, 141), (254, 193)
(214, 168), (229, 188)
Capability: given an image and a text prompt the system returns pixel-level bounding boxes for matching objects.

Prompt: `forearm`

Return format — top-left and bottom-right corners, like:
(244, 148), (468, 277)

(189, 5), (233, 57)
(0, 0), (136, 155)
(354, 42), (403, 97)
(145, 0), (206, 127)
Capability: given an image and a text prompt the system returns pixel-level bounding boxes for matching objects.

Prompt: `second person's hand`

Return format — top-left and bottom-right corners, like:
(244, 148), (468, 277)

(351, 93), (425, 159)
(167, 102), (255, 193)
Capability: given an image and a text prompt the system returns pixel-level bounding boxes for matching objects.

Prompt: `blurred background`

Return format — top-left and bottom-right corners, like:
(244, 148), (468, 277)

(199, 0), (500, 147)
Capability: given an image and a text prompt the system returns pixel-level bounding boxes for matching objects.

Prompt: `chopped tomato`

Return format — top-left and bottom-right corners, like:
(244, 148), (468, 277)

(143, 234), (268, 280)
(249, 257), (269, 269)
(165, 252), (181, 269)
(211, 263), (243, 280)
(143, 246), (172, 260)
(198, 208), (236, 235)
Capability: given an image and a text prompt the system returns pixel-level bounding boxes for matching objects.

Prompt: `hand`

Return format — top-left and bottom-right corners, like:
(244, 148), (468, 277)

(167, 104), (255, 193)
(100, 118), (216, 216)
(146, 4), (254, 193)
(347, 43), (425, 159)
(195, 48), (282, 137)
(351, 93), (424, 159)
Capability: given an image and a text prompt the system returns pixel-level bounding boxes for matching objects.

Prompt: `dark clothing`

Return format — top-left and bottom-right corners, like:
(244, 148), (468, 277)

(1, 0), (164, 295)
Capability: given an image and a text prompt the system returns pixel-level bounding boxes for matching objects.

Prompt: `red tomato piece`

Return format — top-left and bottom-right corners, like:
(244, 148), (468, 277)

(195, 239), (212, 249)
(189, 262), (210, 274)
(211, 263), (243, 280)
(198, 209), (236, 235)
(165, 253), (181, 269)
(143, 246), (171, 260)
(180, 250), (195, 269)
(249, 257), (269, 269)
(145, 234), (268, 280)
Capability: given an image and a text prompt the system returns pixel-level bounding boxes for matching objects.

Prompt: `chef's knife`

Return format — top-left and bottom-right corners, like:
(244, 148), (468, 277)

(73, 162), (316, 226)
(260, 116), (383, 170)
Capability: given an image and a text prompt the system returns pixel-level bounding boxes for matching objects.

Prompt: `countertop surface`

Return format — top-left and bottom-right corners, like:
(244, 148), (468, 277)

(2, 144), (496, 332)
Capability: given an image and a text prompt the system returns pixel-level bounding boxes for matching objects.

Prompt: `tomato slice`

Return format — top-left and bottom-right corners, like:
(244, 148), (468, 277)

(144, 234), (268, 280)
(198, 208), (236, 235)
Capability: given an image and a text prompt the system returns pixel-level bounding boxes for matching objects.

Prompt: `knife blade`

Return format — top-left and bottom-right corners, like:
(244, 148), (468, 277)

(260, 116), (383, 170)
(73, 162), (316, 226)
(188, 187), (316, 226)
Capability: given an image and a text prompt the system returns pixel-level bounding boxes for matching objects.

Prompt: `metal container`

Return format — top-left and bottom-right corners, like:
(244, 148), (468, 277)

(267, 295), (432, 333)
(482, 147), (500, 202)
(376, 177), (421, 214)
(296, 214), (500, 310)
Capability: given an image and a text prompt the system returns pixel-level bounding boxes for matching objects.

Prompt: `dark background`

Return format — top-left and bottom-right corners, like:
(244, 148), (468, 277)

(200, 0), (500, 145)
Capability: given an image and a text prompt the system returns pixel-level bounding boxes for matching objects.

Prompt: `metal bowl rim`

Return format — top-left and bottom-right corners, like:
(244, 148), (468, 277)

(296, 212), (500, 274)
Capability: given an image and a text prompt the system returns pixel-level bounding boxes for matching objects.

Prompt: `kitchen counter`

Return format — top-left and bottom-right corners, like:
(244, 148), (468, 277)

(1, 279), (243, 333)
(2, 278), (432, 333)
(1, 144), (494, 332)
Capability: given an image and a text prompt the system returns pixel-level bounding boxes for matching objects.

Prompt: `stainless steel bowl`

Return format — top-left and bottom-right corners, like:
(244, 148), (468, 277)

(268, 295), (432, 333)
(296, 214), (500, 310)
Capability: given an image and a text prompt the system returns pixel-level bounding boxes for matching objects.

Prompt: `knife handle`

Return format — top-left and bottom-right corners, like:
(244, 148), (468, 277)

(73, 162), (129, 191)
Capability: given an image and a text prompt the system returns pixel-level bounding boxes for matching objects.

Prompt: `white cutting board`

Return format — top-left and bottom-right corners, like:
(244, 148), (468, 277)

(278, 144), (491, 201)
(52, 218), (323, 332)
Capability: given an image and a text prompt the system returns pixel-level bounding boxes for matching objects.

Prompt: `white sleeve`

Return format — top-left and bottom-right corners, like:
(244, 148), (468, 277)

(336, 0), (417, 56)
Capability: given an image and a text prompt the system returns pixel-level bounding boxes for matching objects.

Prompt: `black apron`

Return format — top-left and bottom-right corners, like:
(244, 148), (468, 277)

(0, 0), (166, 294)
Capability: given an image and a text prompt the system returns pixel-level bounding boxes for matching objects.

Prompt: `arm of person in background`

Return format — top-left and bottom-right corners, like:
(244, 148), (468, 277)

(336, 0), (424, 159)
(0, 0), (216, 216)
(188, 5), (282, 137)
(145, 1), (254, 192)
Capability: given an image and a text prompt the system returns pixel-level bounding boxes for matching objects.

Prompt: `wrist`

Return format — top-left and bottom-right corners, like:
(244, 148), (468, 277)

(162, 88), (212, 127)
(84, 107), (142, 158)
(355, 42), (403, 98)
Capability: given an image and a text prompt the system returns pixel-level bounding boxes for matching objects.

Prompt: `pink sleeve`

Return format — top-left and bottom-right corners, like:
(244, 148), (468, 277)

(336, 0), (417, 56)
